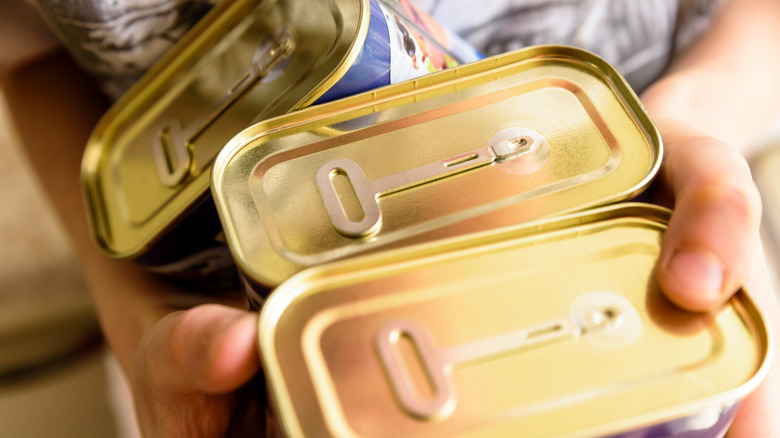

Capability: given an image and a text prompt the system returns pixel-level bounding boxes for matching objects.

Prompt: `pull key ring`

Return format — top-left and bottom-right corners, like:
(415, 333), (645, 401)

(374, 291), (641, 420)
(315, 127), (550, 237)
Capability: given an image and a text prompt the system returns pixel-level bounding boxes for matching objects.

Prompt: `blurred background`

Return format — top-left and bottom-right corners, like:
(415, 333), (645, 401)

(0, 96), (140, 438)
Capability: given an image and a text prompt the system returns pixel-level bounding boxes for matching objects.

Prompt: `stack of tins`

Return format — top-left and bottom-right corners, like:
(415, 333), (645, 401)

(210, 46), (771, 437)
(80, 0), (773, 435)
(81, 0), (481, 289)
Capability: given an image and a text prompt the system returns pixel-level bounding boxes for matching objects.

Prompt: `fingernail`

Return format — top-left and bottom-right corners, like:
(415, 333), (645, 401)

(668, 250), (724, 307)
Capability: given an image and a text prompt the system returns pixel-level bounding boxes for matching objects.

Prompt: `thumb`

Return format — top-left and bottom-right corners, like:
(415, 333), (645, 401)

(144, 304), (260, 394)
(653, 118), (762, 311)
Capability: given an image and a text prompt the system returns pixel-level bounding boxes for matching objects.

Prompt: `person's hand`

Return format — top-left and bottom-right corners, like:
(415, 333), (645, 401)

(646, 116), (780, 436)
(123, 273), (261, 436)
(84, 260), (262, 437)
(649, 117), (762, 311)
(635, 0), (780, 432)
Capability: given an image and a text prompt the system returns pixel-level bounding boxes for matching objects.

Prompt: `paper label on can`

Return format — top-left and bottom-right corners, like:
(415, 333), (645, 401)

(317, 0), (482, 103)
(378, 0), (478, 83)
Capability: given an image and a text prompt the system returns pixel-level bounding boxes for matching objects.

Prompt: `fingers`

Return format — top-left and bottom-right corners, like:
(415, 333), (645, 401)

(144, 304), (260, 395)
(652, 118), (762, 311)
(651, 118), (779, 436)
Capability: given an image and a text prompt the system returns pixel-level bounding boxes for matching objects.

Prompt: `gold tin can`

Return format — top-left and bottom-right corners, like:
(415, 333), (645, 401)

(81, 0), (479, 287)
(212, 45), (662, 292)
(258, 203), (772, 438)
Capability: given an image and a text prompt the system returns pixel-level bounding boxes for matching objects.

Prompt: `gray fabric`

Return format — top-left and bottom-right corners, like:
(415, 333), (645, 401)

(416, 0), (722, 92)
(30, 0), (217, 98)
(28, 0), (722, 98)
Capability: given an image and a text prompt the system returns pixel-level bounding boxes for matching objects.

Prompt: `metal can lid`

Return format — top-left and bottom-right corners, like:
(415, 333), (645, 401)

(81, 0), (369, 258)
(258, 203), (772, 437)
(213, 45), (662, 287)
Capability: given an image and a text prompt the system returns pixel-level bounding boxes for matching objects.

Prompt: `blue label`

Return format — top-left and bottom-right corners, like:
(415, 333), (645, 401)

(316, 0), (482, 103)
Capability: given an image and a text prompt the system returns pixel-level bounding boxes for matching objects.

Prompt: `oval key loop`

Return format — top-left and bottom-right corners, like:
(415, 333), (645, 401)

(151, 30), (295, 187)
(375, 320), (456, 420)
(315, 159), (383, 237)
(375, 292), (640, 421)
(151, 118), (192, 187)
(315, 127), (550, 237)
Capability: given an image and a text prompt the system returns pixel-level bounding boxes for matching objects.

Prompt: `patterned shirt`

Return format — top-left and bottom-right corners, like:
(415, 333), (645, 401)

(417, 0), (721, 91)
(28, 0), (721, 98)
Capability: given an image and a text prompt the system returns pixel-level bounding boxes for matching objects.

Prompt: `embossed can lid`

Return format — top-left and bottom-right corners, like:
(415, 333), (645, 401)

(82, 0), (369, 258)
(212, 45), (663, 287)
(258, 203), (772, 437)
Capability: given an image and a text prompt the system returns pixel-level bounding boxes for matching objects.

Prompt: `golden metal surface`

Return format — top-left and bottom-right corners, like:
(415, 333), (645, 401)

(213, 46), (662, 287)
(258, 204), (771, 438)
(82, 0), (368, 258)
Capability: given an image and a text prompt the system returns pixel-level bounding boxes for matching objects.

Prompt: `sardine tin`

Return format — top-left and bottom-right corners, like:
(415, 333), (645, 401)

(211, 45), (662, 291)
(80, 0), (478, 285)
(258, 203), (772, 438)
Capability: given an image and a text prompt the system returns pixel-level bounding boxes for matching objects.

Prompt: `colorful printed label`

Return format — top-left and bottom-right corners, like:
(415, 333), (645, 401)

(317, 0), (482, 103)
(379, 0), (478, 82)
